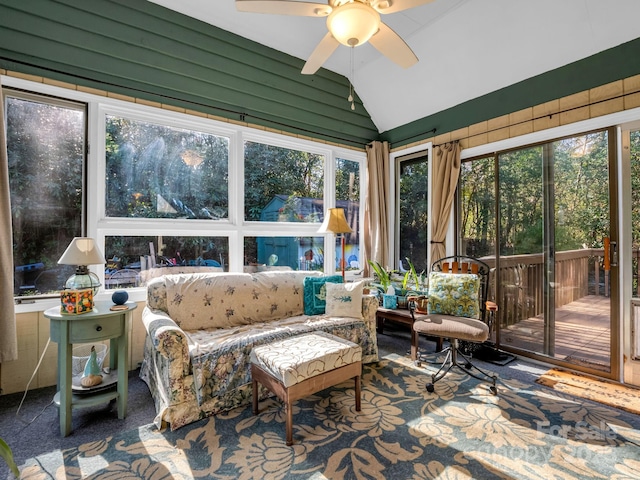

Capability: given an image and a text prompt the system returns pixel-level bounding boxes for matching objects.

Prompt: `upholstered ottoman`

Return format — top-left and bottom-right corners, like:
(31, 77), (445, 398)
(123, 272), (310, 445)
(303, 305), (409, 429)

(250, 332), (362, 445)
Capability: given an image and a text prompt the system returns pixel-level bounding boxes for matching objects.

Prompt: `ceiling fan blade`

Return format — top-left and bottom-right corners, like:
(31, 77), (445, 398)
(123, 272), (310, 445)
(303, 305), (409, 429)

(301, 32), (340, 74)
(373, 0), (435, 15)
(236, 0), (332, 16)
(369, 22), (418, 69)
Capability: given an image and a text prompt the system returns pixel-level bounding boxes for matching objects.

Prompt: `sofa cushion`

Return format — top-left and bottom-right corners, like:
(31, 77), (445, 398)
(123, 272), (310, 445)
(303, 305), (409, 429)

(303, 275), (343, 315)
(188, 314), (375, 407)
(165, 271), (317, 331)
(325, 281), (364, 319)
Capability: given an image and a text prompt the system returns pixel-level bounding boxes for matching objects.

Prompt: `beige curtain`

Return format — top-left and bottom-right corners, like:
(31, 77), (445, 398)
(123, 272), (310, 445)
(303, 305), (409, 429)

(0, 78), (17, 362)
(363, 140), (390, 275)
(430, 141), (461, 263)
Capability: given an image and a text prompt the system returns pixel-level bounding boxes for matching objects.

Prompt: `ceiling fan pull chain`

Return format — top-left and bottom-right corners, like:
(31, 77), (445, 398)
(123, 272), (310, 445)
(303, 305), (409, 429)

(349, 46), (355, 110)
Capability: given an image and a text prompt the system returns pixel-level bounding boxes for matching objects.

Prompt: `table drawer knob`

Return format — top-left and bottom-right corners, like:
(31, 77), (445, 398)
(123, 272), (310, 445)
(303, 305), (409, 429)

(96, 325), (102, 332)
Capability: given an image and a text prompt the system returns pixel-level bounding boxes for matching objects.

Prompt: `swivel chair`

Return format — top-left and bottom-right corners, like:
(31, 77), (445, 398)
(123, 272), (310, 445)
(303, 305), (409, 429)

(410, 256), (498, 395)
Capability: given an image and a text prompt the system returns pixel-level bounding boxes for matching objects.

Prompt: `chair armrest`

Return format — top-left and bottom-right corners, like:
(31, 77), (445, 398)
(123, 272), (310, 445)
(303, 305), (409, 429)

(486, 300), (498, 312)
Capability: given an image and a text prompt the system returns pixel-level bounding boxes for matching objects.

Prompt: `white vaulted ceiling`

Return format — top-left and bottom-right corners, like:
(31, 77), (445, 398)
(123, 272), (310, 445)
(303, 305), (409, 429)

(148, 0), (640, 133)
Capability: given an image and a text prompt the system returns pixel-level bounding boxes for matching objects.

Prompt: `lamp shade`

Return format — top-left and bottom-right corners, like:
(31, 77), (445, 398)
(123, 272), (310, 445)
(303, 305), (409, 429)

(58, 237), (105, 266)
(318, 208), (353, 235)
(326, 2), (380, 47)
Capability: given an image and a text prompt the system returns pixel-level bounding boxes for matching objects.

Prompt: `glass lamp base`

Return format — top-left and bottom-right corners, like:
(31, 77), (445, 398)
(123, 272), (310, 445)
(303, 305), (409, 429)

(65, 272), (101, 296)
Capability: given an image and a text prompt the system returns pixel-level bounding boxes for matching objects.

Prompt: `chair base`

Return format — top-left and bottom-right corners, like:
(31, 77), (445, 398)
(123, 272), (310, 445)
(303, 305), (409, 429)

(417, 339), (498, 395)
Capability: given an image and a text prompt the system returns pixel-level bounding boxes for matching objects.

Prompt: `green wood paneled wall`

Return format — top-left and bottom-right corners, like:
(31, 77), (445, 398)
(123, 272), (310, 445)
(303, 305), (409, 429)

(0, 0), (378, 148)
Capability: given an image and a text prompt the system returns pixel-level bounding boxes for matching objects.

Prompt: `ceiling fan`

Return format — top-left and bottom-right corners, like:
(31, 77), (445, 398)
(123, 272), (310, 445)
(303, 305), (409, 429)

(236, 0), (434, 74)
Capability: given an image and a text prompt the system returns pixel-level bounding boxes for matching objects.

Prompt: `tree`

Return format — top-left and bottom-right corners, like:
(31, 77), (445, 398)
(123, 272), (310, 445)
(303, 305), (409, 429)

(7, 96), (84, 293)
(243, 141), (324, 221)
(398, 158), (428, 272)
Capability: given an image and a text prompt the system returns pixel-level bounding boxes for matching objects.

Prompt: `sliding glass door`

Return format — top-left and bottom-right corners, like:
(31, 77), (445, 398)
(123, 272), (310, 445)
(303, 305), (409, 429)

(461, 129), (617, 375)
(499, 130), (615, 373)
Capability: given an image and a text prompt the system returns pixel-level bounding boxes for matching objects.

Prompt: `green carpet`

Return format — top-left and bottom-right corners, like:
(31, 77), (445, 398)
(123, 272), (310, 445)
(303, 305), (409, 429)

(21, 355), (640, 479)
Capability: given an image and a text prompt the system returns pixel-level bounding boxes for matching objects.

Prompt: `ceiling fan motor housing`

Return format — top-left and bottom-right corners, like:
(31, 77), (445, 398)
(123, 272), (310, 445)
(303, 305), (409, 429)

(327, 2), (381, 47)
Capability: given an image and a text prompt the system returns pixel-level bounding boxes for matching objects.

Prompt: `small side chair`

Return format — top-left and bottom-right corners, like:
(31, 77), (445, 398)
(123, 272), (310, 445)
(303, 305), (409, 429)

(410, 256), (498, 395)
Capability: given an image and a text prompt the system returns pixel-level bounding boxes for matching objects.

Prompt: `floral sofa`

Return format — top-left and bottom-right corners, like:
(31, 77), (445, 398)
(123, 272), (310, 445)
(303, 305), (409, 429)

(140, 270), (379, 430)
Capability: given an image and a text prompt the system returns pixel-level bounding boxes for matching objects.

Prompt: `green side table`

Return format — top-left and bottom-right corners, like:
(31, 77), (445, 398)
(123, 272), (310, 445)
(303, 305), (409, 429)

(45, 300), (137, 436)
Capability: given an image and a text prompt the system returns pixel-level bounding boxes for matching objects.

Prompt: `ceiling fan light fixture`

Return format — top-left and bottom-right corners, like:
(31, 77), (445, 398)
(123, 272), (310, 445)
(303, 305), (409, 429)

(326, 2), (380, 47)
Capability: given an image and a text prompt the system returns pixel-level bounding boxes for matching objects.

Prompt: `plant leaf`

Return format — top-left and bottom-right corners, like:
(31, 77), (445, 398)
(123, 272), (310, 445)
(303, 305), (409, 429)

(0, 437), (19, 478)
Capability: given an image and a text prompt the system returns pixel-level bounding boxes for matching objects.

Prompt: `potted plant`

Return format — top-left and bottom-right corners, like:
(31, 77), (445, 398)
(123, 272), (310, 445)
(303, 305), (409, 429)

(395, 269), (412, 308)
(368, 260), (397, 308)
(394, 258), (424, 309)
(1, 437), (19, 478)
(368, 260), (391, 293)
(404, 258), (425, 294)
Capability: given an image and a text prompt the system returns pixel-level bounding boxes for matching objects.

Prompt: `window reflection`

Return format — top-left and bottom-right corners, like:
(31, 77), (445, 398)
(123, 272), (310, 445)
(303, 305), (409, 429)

(104, 236), (228, 289)
(244, 237), (325, 272)
(105, 115), (229, 220)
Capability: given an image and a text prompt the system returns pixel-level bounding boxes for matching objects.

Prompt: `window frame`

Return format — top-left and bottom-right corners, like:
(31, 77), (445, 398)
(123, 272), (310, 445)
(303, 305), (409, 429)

(5, 87), (88, 300)
(391, 143), (433, 272)
(4, 75), (366, 311)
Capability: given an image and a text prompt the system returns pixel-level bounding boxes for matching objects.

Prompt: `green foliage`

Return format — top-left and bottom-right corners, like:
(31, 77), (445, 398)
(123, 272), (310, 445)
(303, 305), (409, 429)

(632, 131), (640, 247)
(243, 141), (325, 221)
(105, 116), (229, 220)
(460, 156), (495, 257)
(398, 158), (428, 272)
(462, 131), (611, 257)
(335, 158), (360, 202)
(0, 437), (19, 478)
(368, 260), (392, 292)
(7, 95), (83, 279)
(405, 257), (421, 289)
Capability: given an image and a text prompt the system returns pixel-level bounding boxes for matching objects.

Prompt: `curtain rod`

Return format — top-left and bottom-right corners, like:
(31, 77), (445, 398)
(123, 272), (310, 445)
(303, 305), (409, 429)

(394, 92), (631, 149)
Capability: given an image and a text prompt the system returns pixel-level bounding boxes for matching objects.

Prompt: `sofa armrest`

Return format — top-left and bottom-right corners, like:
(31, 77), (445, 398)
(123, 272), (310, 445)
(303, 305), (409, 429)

(362, 294), (378, 324)
(142, 306), (190, 378)
(361, 294), (379, 362)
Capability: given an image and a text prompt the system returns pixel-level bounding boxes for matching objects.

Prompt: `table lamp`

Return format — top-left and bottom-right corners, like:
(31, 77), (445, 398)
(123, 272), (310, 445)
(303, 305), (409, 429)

(57, 237), (105, 295)
(318, 208), (353, 280)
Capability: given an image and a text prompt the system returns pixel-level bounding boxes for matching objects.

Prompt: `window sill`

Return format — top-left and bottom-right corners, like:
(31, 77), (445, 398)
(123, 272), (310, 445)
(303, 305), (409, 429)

(14, 288), (147, 314)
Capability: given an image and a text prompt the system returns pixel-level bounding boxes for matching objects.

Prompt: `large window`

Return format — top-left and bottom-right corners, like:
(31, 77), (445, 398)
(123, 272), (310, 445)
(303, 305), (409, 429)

(104, 235), (229, 288)
(244, 141), (324, 223)
(6, 91), (86, 296)
(336, 158), (361, 271)
(632, 129), (640, 296)
(4, 78), (365, 298)
(397, 155), (428, 273)
(105, 115), (229, 220)
(458, 156), (495, 258)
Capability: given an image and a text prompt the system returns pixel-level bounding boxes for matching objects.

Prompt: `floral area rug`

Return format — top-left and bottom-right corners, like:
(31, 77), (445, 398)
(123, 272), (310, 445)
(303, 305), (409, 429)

(21, 355), (640, 479)
(536, 368), (640, 416)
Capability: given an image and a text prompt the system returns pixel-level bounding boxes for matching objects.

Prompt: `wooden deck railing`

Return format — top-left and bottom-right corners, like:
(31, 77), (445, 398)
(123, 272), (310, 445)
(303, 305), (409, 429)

(477, 249), (607, 326)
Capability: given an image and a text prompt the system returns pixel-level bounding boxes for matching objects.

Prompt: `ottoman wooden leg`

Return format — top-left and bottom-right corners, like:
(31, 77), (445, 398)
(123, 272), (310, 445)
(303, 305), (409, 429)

(285, 398), (294, 446)
(355, 375), (361, 411)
